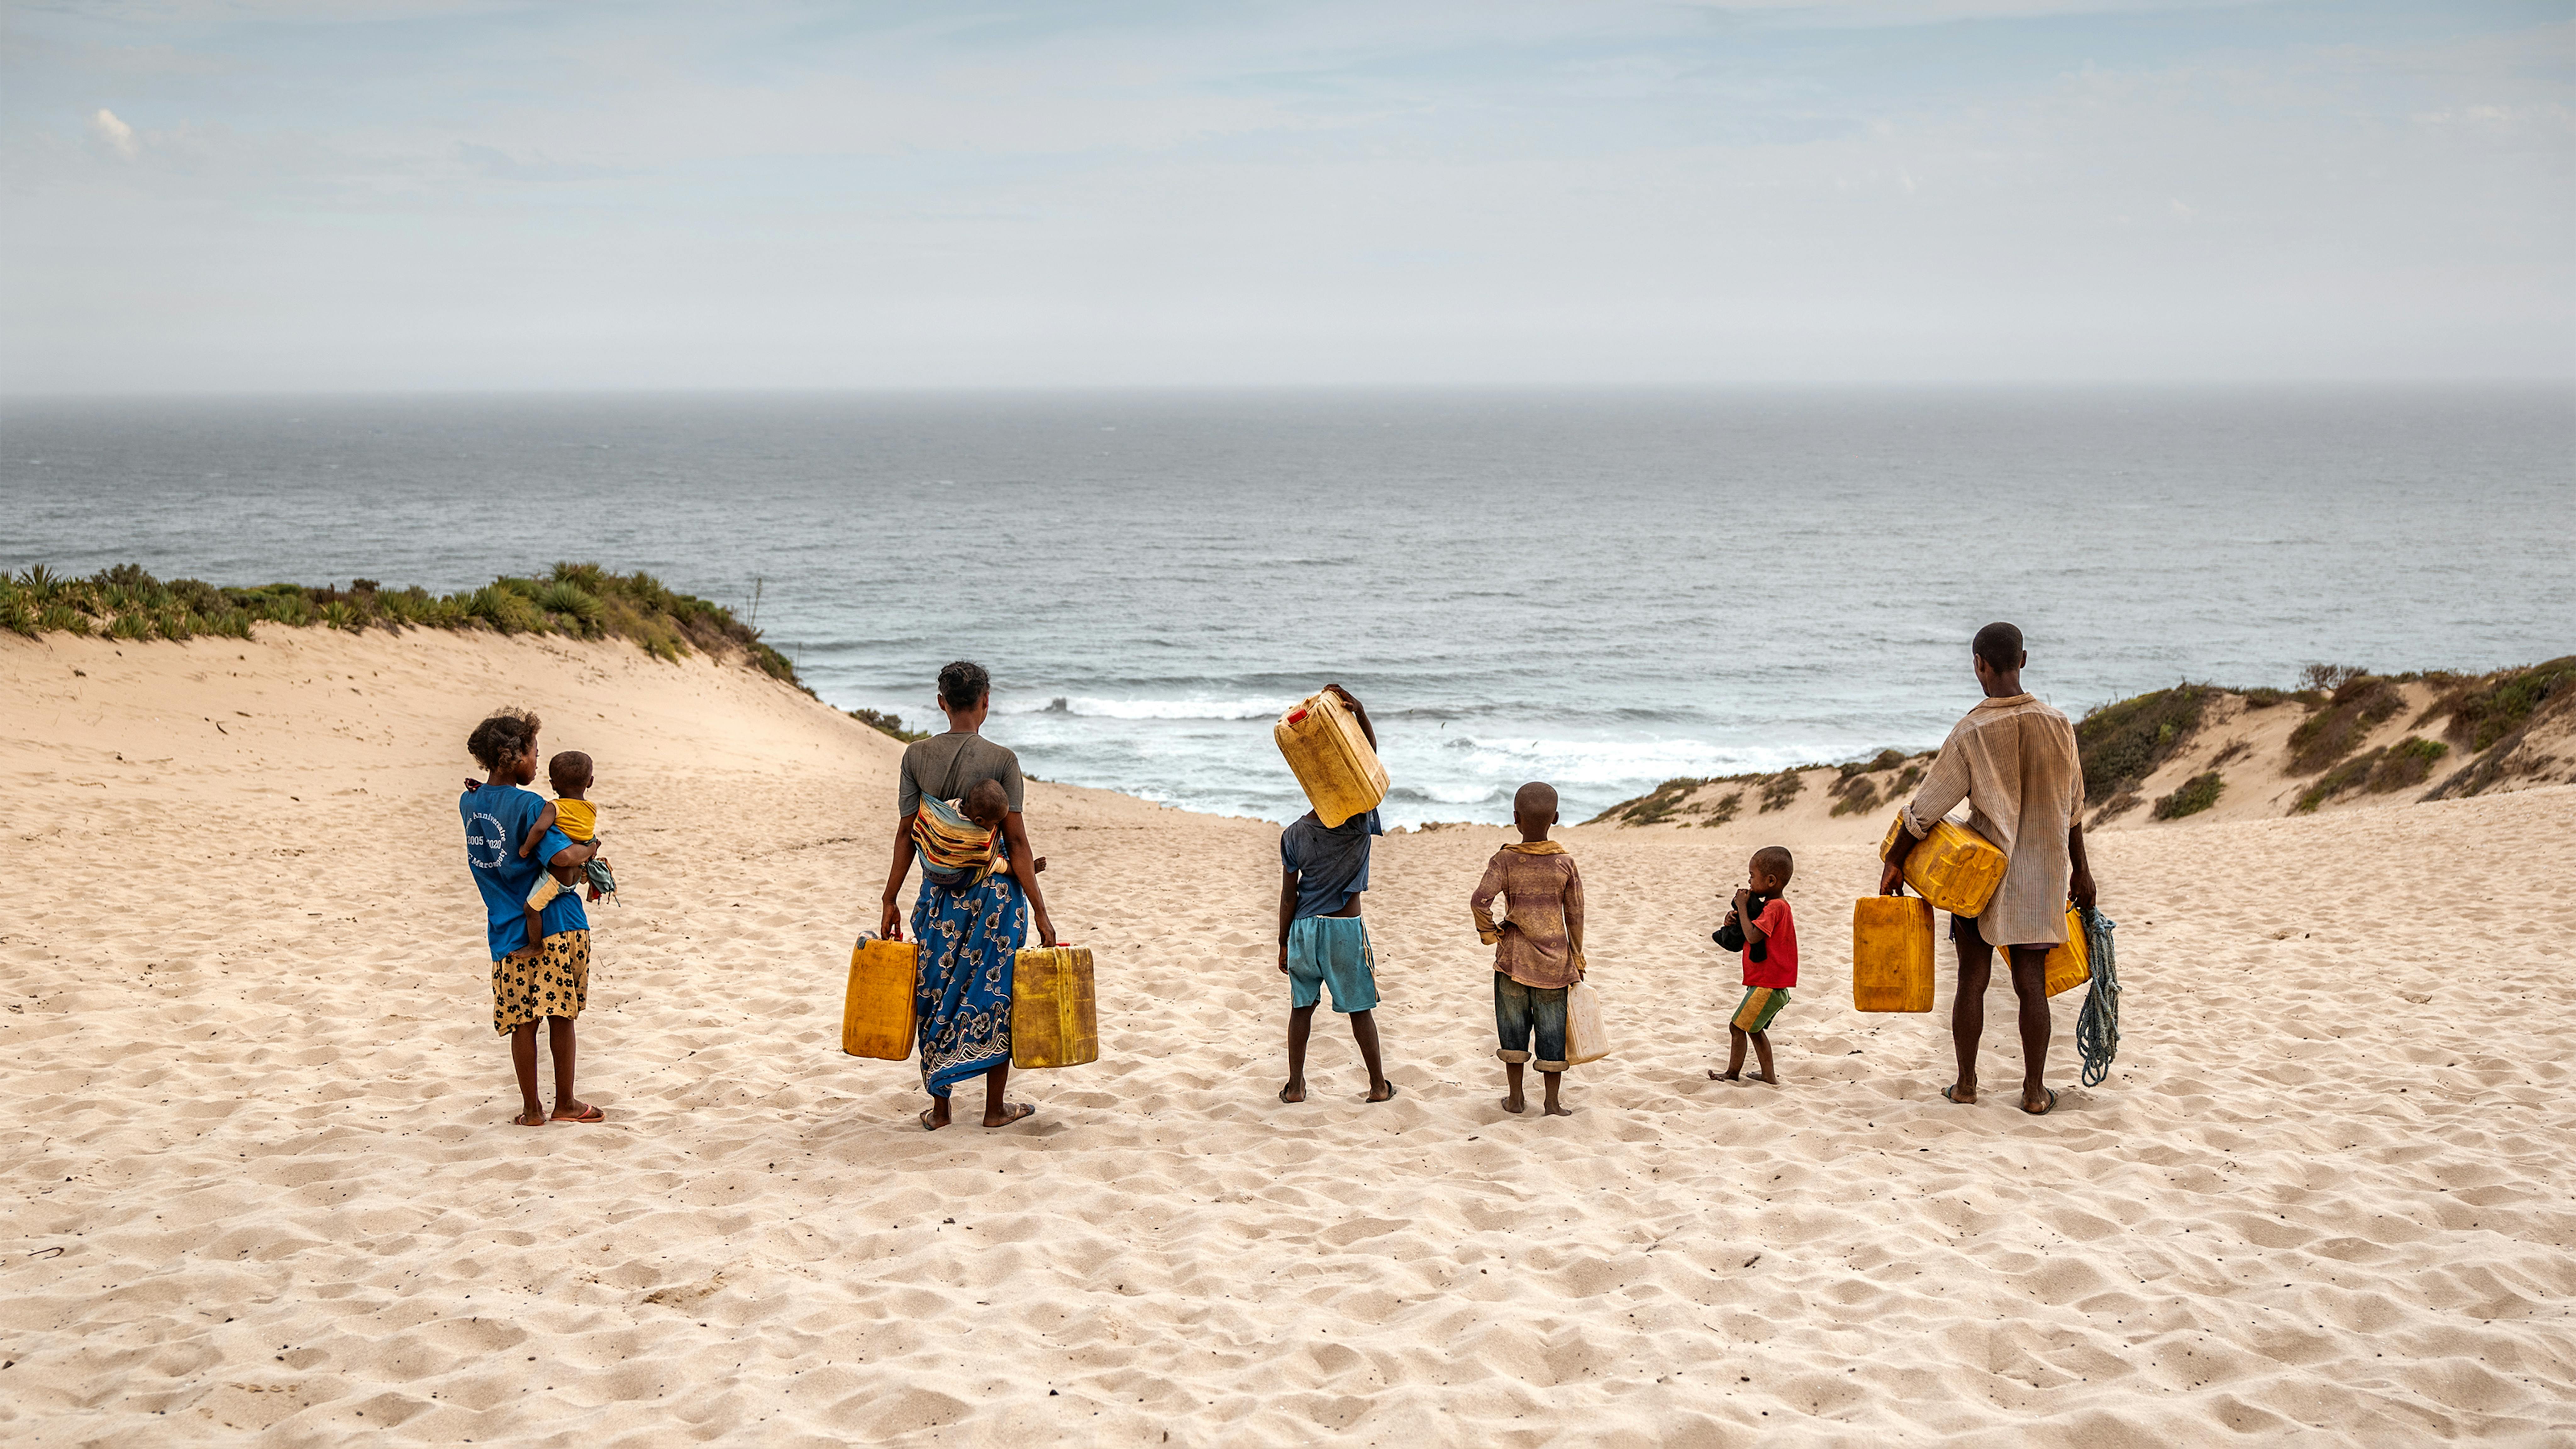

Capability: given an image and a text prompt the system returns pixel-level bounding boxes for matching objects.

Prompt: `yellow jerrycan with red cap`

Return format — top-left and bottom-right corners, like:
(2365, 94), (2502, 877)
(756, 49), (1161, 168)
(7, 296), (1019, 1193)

(1274, 690), (1388, 828)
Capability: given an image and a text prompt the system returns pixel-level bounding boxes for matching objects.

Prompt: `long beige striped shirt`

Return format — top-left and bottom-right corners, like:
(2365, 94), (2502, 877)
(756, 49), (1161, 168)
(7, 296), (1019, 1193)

(1471, 842), (1587, 990)
(1900, 693), (2084, 948)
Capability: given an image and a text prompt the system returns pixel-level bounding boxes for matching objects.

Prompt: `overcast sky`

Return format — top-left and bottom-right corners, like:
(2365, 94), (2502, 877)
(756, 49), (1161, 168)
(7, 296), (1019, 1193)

(3, 1), (2570, 391)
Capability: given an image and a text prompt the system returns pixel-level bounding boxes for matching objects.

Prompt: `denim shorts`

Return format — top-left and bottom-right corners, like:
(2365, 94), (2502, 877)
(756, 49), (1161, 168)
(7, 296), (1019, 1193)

(1494, 974), (1569, 1072)
(1288, 915), (1379, 1013)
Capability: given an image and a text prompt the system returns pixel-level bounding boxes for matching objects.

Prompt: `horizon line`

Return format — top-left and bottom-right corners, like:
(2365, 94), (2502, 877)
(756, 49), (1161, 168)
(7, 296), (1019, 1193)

(8, 377), (2575, 404)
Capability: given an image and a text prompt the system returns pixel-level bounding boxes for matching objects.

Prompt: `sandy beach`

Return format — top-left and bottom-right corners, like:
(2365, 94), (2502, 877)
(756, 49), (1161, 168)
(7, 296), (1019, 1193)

(3, 627), (2571, 1445)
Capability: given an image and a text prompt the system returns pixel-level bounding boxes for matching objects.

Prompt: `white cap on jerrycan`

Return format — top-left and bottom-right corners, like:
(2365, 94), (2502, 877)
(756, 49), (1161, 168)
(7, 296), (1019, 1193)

(1273, 690), (1389, 828)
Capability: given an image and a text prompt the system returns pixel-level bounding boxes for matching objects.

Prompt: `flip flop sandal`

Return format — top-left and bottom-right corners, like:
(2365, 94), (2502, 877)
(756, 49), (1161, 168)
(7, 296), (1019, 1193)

(1369, 1081), (1399, 1104)
(552, 1104), (604, 1123)
(1943, 1085), (1975, 1105)
(919, 1108), (947, 1132)
(2022, 1088), (2059, 1116)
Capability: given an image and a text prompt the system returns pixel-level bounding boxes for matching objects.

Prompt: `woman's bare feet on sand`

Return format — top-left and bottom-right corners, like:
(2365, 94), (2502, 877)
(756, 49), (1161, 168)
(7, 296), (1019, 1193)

(984, 1102), (1036, 1128)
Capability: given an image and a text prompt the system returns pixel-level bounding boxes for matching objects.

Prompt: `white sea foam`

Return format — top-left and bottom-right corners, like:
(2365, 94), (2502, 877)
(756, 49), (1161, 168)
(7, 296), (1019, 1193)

(1008, 695), (1294, 722)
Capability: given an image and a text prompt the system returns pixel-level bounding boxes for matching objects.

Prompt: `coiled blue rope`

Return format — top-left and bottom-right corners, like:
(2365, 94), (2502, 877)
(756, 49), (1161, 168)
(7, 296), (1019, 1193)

(2076, 906), (2120, 1087)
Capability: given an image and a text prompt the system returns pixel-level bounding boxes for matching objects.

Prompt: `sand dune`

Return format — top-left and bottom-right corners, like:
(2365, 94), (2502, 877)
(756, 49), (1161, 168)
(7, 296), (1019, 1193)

(3, 628), (2570, 1444)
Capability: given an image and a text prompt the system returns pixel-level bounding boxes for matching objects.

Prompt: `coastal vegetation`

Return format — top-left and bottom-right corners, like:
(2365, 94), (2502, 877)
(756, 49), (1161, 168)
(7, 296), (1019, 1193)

(848, 708), (929, 742)
(2288, 675), (2405, 773)
(1, 562), (802, 687)
(1758, 769), (1805, 813)
(1829, 749), (1912, 817)
(1589, 659), (2573, 827)
(2074, 683), (2212, 803)
(2418, 657), (2575, 754)
(2153, 771), (2225, 820)
(1590, 775), (1715, 826)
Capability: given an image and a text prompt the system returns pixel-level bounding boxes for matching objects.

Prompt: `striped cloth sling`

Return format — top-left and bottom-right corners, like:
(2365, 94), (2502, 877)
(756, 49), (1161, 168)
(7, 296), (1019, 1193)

(910, 742), (998, 887)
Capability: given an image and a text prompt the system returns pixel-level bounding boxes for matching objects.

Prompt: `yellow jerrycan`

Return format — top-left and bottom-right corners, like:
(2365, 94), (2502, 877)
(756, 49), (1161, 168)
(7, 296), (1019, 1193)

(1012, 944), (1100, 1069)
(842, 935), (919, 1060)
(1852, 894), (1935, 1012)
(1273, 690), (1389, 828)
(1880, 813), (2007, 918)
(2042, 906), (2090, 998)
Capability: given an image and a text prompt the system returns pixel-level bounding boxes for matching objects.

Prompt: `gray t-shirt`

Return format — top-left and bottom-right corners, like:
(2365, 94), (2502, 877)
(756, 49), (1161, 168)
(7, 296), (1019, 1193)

(898, 733), (1026, 817)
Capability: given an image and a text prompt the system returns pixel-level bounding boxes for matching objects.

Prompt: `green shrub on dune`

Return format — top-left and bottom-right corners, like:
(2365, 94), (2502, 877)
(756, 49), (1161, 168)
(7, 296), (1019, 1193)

(2152, 771), (2224, 820)
(2418, 657), (2576, 753)
(2368, 736), (2449, 792)
(2075, 684), (2212, 802)
(2288, 675), (2402, 773)
(848, 708), (929, 742)
(1, 561), (809, 692)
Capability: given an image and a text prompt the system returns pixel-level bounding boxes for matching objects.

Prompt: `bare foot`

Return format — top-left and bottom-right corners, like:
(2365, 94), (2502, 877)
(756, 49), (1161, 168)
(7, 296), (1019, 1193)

(984, 1102), (1036, 1128)
(1365, 1081), (1397, 1103)
(511, 1110), (547, 1127)
(1743, 1073), (1775, 1086)
(1543, 1101), (1574, 1117)
(1279, 1081), (1306, 1104)
(1500, 1093), (1526, 1114)
(1709, 1069), (1740, 1081)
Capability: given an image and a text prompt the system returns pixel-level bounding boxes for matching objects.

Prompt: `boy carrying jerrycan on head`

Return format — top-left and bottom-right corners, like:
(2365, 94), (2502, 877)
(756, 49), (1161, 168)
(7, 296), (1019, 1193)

(1273, 684), (1396, 1106)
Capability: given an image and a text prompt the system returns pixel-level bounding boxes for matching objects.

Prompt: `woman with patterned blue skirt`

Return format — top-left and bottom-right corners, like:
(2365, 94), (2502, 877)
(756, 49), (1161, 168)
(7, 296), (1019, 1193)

(878, 661), (1058, 1130)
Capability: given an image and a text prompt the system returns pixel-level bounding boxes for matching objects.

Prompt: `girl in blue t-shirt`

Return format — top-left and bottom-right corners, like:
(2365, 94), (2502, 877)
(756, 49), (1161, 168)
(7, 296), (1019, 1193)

(461, 709), (605, 1127)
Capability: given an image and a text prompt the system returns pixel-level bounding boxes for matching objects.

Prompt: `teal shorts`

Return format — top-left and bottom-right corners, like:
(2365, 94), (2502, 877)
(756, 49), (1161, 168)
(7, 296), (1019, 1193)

(1287, 915), (1379, 1013)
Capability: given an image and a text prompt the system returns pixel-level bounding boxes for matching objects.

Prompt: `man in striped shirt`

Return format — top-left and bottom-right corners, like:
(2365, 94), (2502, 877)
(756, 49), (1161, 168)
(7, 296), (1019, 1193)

(1882, 622), (2098, 1116)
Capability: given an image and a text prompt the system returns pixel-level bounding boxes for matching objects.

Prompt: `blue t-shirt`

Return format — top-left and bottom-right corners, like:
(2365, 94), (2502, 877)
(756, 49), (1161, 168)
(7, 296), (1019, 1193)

(1280, 808), (1383, 920)
(460, 784), (587, 960)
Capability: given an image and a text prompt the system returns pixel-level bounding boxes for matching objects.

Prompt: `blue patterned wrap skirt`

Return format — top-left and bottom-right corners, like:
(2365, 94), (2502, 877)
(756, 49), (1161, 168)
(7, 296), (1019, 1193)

(910, 868), (1027, 1098)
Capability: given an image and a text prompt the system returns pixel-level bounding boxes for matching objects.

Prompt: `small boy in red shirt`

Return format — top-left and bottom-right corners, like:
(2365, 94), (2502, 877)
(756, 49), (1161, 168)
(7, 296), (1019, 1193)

(1711, 845), (1797, 1085)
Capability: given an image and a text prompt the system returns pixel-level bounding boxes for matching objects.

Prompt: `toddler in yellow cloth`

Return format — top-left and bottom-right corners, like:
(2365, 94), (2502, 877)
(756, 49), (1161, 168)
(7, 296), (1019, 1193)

(524, 752), (615, 915)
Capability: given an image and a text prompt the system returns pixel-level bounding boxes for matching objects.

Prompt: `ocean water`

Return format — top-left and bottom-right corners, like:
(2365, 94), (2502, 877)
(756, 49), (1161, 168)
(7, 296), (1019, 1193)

(5, 389), (2570, 827)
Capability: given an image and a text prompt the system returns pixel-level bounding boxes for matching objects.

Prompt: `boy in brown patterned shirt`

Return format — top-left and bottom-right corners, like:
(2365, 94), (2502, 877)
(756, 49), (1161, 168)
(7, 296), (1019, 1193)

(1471, 782), (1586, 1116)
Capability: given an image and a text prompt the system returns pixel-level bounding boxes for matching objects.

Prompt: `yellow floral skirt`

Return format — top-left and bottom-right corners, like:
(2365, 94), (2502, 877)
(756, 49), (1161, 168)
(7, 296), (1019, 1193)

(492, 929), (590, 1035)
